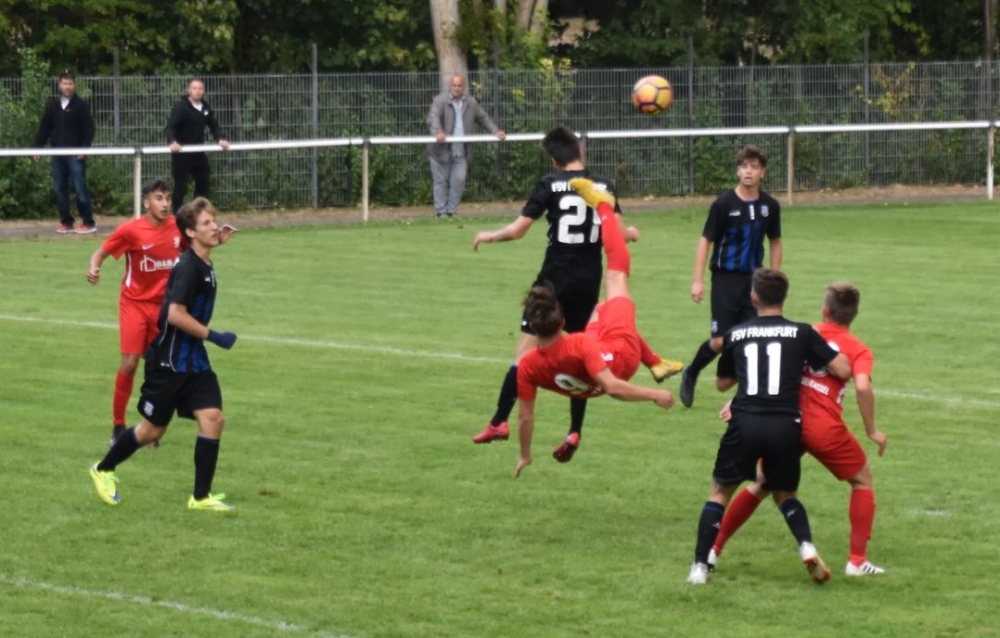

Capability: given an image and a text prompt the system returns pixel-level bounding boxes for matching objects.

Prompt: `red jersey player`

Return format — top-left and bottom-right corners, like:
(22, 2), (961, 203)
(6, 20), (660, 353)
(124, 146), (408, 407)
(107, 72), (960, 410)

(87, 179), (236, 444)
(710, 282), (889, 576)
(513, 178), (675, 478)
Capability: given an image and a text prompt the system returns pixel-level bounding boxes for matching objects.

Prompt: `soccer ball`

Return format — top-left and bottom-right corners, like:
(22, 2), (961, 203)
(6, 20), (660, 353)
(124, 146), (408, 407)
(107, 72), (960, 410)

(631, 75), (673, 116)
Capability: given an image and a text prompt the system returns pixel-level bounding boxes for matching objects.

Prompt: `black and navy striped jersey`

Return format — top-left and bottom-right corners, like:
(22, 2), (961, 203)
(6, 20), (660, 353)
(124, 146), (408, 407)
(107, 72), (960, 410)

(520, 168), (622, 278)
(702, 189), (781, 274)
(717, 315), (837, 416)
(145, 250), (217, 373)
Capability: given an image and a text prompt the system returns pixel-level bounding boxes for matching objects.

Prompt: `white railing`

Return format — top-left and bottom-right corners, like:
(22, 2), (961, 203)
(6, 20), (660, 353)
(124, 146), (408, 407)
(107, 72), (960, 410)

(5, 121), (997, 220)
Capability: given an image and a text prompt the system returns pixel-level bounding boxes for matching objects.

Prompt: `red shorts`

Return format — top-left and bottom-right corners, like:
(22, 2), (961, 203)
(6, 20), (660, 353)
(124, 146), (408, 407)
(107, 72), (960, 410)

(802, 422), (868, 481)
(120, 299), (161, 355)
(587, 297), (641, 382)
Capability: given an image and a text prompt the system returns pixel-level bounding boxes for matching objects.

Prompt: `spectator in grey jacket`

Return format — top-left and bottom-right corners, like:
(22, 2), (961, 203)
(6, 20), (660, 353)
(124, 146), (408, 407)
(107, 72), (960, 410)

(426, 75), (505, 218)
(34, 70), (96, 234)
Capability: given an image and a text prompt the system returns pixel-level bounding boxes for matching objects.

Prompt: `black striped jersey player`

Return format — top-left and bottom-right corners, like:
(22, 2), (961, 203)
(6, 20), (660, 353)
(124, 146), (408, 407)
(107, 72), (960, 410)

(679, 144), (783, 408)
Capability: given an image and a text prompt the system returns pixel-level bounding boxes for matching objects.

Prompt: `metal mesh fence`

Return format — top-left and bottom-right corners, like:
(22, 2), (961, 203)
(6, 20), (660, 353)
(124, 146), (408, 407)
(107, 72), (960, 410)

(2, 61), (997, 212)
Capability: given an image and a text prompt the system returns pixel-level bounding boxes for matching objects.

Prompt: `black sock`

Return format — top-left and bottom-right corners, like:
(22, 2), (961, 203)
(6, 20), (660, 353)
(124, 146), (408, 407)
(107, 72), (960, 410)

(569, 397), (587, 435)
(779, 498), (813, 546)
(687, 340), (719, 378)
(193, 436), (221, 500)
(490, 365), (518, 426)
(97, 427), (141, 472)
(695, 501), (726, 563)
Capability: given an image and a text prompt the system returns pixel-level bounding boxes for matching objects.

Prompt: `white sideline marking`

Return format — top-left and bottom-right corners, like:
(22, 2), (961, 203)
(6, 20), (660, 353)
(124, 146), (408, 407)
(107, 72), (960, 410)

(0, 573), (354, 638)
(3, 312), (999, 409)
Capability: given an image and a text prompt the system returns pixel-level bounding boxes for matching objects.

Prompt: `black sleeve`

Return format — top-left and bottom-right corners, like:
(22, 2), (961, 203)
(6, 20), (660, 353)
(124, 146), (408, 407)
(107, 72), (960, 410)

(702, 197), (724, 240)
(164, 101), (183, 143)
(165, 255), (200, 307)
(205, 104), (224, 142)
(34, 102), (53, 147)
(767, 196), (781, 239)
(520, 180), (550, 220)
(81, 100), (95, 147)
(803, 325), (837, 370)
(716, 340), (736, 379)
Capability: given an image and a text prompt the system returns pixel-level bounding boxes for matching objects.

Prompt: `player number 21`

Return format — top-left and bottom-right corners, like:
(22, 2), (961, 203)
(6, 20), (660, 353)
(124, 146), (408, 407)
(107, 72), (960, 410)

(745, 342), (782, 396)
(557, 195), (600, 245)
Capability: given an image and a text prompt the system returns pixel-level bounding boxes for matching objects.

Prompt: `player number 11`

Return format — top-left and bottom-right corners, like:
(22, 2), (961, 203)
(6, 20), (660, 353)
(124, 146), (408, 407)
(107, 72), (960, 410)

(745, 342), (782, 396)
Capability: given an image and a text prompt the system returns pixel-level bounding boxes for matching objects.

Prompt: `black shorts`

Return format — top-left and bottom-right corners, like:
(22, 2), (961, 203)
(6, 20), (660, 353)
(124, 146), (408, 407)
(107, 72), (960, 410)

(521, 273), (601, 335)
(710, 271), (755, 337)
(137, 364), (223, 427)
(711, 412), (803, 492)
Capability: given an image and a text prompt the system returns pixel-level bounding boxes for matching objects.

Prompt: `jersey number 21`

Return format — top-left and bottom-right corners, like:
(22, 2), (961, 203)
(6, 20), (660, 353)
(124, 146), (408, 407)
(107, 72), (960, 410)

(558, 195), (600, 245)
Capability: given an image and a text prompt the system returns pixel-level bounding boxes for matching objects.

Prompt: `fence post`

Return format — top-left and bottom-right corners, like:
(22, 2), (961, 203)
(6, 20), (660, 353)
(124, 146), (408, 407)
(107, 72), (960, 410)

(113, 47), (121, 145)
(863, 33), (871, 186)
(687, 36), (695, 194)
(786, 129), (795, 206)
(132, 149), (143, 218)
(579, 132), (587, 165)
(988, 124), (995, 201)
(362, 139), (370, 222)
(311, 44), (319, 209)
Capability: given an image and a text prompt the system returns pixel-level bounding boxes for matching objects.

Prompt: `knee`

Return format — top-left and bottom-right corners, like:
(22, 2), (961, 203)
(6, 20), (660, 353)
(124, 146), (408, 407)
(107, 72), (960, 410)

(120, 359), (139, 376)
(198, 410), (226, 437)
(849, 465), (874, 488)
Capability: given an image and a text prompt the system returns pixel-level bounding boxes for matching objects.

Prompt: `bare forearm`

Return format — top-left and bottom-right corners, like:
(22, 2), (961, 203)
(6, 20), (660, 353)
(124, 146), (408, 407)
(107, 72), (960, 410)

(856, 386), (877, 436)
(167, 304), (209, 339)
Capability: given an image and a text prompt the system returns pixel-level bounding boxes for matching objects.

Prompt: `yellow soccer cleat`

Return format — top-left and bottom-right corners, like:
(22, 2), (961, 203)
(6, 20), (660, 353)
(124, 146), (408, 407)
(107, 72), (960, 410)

(649, 358), (684, 383)
(89, 463), (120, 505)
(188, 493), (236, 512)
(568, 178), (616, 210)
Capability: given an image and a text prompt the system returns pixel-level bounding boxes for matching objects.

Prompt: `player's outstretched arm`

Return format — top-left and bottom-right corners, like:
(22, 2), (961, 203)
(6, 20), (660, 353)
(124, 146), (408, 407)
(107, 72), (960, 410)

(473, 216), (533, 251)
(594, 369), (674, 408)
(514, 400), (535, 478)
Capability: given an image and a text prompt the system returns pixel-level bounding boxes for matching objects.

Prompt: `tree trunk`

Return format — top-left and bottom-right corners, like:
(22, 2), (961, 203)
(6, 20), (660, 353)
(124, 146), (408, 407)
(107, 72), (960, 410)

(430, 0), (468, 91)
(515, 0), (535, 32)
(528, 0), (547, 40)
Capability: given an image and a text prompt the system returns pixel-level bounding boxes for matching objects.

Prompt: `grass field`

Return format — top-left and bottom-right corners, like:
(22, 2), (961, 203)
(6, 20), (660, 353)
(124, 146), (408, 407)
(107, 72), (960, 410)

(1, 201), (999, 638)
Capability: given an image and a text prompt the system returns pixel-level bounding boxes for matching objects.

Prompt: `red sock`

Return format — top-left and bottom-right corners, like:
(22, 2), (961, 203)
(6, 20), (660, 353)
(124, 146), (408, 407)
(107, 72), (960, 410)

(595, 202), (630, 275)
(849, 488), (876, 565)
(638, 335), (660, 368)
(113, 371), (135, 426)
(713, 488), (764, 555)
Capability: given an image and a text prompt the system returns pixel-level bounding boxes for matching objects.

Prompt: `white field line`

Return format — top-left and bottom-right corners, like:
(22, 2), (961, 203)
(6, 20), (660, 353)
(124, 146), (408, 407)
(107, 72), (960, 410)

(3, 313), (998, 409)
(0, 573), (354, 638)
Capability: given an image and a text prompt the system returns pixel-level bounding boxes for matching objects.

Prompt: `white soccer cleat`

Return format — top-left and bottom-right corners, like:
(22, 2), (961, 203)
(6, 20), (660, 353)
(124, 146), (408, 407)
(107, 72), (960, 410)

(686, 562), (710, 585)
(845, 560), (885, 576)
(799, 541), (831, 584)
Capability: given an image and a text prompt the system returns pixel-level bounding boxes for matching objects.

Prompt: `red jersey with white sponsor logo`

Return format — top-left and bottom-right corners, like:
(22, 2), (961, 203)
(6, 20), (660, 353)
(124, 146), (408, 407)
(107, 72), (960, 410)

(517, 297), (642, 401)
(799, 322), (874, 429)
(101, 216), (184, 304)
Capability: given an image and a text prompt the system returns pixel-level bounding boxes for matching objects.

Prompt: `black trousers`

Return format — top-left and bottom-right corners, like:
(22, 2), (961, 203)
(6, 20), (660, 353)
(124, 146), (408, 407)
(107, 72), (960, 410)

(171, 152), (211, 212)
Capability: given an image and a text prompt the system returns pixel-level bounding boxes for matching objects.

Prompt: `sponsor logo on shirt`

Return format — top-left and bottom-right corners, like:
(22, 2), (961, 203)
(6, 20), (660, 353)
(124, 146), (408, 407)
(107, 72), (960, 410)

(729, 210), (741, 217)
(139, 255), (176, 273)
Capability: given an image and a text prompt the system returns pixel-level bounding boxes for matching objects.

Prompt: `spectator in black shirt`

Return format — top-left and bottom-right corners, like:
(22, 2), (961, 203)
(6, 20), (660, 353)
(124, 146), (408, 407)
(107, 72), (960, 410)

(33, 70), (96, 234)
(164, 78), (230, 212)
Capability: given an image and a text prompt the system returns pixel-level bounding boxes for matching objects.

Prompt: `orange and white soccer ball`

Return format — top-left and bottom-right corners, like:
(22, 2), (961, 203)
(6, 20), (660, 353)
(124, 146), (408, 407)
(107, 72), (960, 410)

(631, 75), (673, 116)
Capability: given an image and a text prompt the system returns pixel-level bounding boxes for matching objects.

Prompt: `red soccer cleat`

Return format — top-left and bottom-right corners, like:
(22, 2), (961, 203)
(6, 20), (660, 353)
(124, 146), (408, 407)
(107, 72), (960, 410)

(472, 421), (509, 444)
(57, 224), (74, 234)
(552, 432), (580, 463)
